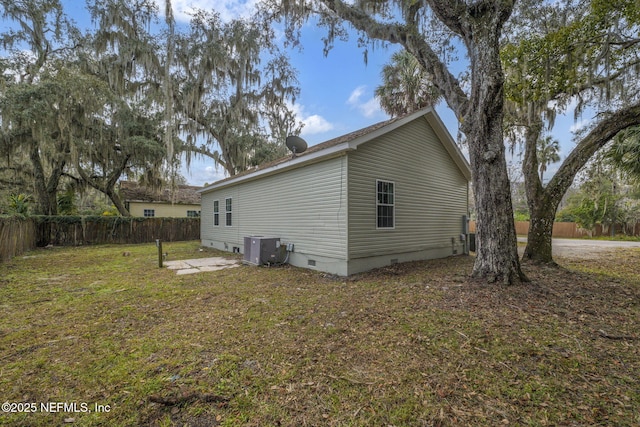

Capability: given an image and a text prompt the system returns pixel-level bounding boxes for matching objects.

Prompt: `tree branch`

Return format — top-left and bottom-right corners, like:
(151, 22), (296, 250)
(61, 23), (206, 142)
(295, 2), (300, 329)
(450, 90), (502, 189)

(522, 116), (544, 205)
(547, 101), (640, 197)
(425, 0), (467, 35)
(318, 0), (469, 117)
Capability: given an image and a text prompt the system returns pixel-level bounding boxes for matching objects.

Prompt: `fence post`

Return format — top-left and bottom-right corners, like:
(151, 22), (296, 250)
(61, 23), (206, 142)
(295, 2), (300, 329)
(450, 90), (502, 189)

(156, 239), (163, 268)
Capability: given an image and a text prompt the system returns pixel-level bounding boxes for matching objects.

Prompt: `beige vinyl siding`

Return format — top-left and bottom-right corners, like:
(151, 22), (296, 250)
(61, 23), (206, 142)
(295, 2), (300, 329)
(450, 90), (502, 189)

(201, 156), (348, 259)
(348, 117), (468, 259)
(128, 202), (201, 218)
(200, 194), (216, 238)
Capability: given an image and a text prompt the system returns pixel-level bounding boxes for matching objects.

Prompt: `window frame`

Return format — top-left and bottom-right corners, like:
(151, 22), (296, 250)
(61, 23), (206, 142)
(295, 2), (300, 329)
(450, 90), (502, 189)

(225, 197), (232, 227)
(376, 179), (395, 230)
(143, 209), (155, 218)
(213, 200), (219, 226)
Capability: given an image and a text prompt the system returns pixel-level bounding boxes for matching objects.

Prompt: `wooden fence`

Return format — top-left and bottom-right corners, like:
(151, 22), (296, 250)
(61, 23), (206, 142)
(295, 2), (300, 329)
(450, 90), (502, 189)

(0, 217), (38, 263)
(469, 221), (640, 238)
(0, 216), (201, 262)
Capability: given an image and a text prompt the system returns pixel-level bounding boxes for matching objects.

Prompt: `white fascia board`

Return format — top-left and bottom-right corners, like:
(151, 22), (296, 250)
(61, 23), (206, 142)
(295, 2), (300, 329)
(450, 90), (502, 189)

(198, 106), (470, 194)
(199, 144), (352, 194)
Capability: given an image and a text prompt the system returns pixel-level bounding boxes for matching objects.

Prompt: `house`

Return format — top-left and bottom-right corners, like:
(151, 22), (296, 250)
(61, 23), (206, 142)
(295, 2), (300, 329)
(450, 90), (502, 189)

(120, 181), (202, 218)
(199, 107), (471, 276)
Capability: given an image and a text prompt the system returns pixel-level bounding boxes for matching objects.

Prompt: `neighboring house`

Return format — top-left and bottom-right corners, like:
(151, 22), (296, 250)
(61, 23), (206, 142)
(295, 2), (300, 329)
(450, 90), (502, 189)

(120, 181), (201, 218)
(199, 107), (471, 275)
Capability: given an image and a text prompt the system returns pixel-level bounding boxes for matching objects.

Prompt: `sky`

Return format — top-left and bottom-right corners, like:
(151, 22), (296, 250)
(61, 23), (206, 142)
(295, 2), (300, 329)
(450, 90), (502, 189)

(166, 0), (589, 187)
(172, 0), (414, 186)
(46, 0), (408, 186)
(4, 0), (587, 187)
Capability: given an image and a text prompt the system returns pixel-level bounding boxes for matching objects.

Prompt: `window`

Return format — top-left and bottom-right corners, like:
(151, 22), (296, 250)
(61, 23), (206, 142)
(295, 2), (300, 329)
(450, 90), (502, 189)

(144, 209), (155, 217)
(376, 180), (394, 229)
(225, 198), (232, 226)
(213, 201), (219, 226)
(187, 210), (200, 218)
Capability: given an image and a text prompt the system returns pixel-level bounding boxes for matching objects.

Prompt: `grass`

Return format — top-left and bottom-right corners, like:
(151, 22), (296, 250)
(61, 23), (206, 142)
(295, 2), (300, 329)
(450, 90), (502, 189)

(0, 242), (639, 426)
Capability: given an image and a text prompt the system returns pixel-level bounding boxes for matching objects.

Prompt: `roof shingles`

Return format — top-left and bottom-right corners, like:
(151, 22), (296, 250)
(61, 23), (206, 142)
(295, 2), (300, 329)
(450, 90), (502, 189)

(207, 113), (407, 186)
(120, 181), (201, 205)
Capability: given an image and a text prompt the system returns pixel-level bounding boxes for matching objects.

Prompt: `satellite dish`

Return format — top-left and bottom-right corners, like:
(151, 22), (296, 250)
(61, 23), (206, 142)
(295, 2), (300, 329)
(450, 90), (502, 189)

(286, 135), (308, 157)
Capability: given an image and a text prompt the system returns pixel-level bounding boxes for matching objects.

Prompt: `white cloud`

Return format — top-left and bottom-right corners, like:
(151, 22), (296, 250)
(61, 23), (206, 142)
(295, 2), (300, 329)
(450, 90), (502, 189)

(203, 165), (226, 181)
(346, 85), (382, 118)
(347, 85), (366, 105)
(179, 150), (227, 186)
(548, 96), (582, 115)
(569, 119), (589, 133)
(302, 114), (335, 135)
(289, 103), (335, 136)
(156, 0), (259, 23)
(359, 97), (381, 118)
(181, 163), (227, 187)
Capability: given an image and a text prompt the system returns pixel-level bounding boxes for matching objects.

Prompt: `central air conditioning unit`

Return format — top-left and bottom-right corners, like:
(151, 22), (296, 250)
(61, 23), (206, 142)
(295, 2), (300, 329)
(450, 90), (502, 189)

(243, 236), (281, 265)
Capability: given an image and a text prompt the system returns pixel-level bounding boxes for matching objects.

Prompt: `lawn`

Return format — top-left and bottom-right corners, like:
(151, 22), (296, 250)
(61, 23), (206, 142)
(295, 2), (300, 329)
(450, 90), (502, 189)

(0, 242), (638, 426)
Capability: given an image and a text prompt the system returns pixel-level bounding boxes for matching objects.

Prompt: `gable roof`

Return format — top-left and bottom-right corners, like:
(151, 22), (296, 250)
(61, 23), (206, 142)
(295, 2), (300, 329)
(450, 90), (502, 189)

(200, 107), (471, 194)
(120, 181), (202, 205)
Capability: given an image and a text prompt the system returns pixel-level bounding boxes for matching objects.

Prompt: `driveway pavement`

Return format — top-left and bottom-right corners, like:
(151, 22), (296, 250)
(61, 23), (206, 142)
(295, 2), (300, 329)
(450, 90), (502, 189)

(517, 237), (640, 258)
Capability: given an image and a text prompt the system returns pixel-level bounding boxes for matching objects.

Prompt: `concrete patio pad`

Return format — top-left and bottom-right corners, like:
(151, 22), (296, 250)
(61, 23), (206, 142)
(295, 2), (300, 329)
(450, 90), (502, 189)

(164, 257), (241, 275)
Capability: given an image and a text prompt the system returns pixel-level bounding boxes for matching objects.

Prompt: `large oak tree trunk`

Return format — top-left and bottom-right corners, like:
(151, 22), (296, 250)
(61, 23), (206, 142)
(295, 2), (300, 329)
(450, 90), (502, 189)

(30, 142), (64, 216)
(524, 198), (557, 263)
(467, 128), (525, 283)
(523, 102), (640, 263)
(315, 0), (526, 283)
(521, 120), (558, 263)
(75, 156), (132, 217)
(30, 143), (54, 215)
(463, 17), (527, 284)
(105, 188), (131, 217)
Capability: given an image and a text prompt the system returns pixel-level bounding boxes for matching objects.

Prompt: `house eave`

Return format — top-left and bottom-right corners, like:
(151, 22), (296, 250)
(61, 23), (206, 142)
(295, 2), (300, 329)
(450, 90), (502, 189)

(126, 200), (201, 206)
(198, 107), (471, 194)
(199, 145), (353, 193)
